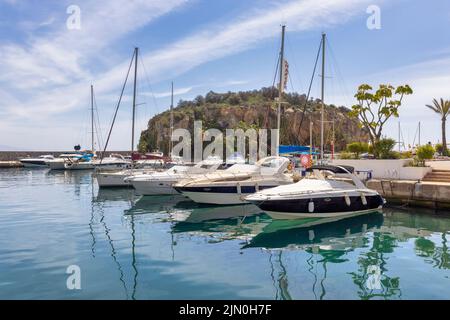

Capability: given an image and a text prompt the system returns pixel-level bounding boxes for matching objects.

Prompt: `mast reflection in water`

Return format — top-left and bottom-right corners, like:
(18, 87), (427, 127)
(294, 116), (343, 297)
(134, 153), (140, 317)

(0, 169), (449, 299)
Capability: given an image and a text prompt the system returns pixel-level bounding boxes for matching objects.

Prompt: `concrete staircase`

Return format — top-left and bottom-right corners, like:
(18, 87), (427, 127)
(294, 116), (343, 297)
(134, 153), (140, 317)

(422, 169), (450, 182)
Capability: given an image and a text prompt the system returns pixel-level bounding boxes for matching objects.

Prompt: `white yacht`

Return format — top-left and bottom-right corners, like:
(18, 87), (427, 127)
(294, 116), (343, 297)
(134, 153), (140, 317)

(47, 154), (84, 170)
(19, 155), (55, 168)
(125, 158), (224, 195)
(96, 167), (159, 188)
(173, 156), (293, 205)
(245, 165), (385, 220)
(64, 153), (95, 170)
(93, 154), (132, 172)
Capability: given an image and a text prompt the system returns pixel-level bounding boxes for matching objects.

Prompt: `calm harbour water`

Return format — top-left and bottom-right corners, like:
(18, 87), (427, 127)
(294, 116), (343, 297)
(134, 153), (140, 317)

(0, 168), (449, 300)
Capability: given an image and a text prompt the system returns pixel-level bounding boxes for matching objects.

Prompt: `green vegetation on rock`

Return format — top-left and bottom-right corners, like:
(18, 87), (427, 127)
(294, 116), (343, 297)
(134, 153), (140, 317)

(138, 87), (369, 154)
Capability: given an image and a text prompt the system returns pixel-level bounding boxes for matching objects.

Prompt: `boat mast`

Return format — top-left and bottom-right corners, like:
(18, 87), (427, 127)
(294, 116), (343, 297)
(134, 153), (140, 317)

(276, 25), (286, 156)
(320, 32), (326, 162)
(91, 84), (94, 152)
(131, 47), (138, 154)
(418, 121), (421, 146)
(170, 81), (174, 157)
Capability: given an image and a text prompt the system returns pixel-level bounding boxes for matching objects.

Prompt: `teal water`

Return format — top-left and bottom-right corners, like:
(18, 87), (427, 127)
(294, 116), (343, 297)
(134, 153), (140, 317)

(0, 169), (449, 300)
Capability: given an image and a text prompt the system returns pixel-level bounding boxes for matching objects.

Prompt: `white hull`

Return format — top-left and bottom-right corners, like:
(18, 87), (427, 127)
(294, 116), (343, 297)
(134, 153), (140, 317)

(64, 162), (94, 170)
(47, 160), (66, 170)
(94, 163), (130, 172)
(96, 172), (131, 187)
(180, 191), (251, 205)
(264, 207), (383, 220)
(131, 180), (179, 195)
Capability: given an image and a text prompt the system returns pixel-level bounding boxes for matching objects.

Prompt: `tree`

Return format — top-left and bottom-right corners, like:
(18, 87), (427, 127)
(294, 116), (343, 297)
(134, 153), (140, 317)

(425, 98), (450, 156)
(349, 84), (413, 149)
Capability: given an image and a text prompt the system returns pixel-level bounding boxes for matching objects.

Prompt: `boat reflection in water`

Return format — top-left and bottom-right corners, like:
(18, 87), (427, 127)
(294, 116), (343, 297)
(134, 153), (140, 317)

(245, 211), (384, 250)
(89, 187), (448, 300)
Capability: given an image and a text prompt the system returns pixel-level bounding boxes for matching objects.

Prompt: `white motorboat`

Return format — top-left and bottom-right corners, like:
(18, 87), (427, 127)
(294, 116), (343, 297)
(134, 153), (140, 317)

(245, 164), (385, 220)
(173, 156), (293, 205)
(126, 158), (224, 195)
(19, 155), (54, 168)
(64, 153), (95, 170)
(96, 168), (158, 188)
(47, 154), (84, 170)
(93, 154), (132, 172)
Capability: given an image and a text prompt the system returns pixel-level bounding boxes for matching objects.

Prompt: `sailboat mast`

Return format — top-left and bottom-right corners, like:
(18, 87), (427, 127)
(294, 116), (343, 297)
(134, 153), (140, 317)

(131, 47), (138, 154)
(418, 121), (421, 146)
(277, 25), (286, 156)
(91, 84), (94, 152)
(320, 33), (326, 162)
(170, 81), (174, 156)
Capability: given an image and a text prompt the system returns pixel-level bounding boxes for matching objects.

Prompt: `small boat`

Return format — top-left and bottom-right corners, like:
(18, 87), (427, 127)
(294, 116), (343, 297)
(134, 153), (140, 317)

(173, 156), (293, 205)
(64, 152), (95, 170)
(96, 168), (158, 188)
(93, 154), (132, 172)
(126, 157), (224, 195)
(19, 155), (54, 167)
(245, 165), (385, 219)
(47, 153), (84, 170)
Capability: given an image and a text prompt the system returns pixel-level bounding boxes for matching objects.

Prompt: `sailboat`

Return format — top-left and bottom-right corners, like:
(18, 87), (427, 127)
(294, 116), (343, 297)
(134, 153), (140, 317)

(64, 85), (98, 170)
(246, 34), (385, 219)
(96, 48), (169, 187)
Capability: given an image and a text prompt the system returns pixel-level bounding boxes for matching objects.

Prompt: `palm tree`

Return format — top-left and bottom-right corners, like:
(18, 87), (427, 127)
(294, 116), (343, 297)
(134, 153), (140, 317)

(426, 98), (450, 155)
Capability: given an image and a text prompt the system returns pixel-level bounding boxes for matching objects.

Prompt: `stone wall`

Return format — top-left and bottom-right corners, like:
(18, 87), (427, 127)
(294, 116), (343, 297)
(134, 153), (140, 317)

(0, 151), (130, 161)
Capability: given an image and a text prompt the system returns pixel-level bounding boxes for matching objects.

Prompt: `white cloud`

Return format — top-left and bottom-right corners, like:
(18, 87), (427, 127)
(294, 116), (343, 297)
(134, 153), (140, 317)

(149, 86), (194, 98)
(0, 0), (377, 149)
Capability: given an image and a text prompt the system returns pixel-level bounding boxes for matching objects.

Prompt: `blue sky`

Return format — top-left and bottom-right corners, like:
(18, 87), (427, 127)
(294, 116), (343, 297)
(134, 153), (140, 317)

(1, 0), (450, 150)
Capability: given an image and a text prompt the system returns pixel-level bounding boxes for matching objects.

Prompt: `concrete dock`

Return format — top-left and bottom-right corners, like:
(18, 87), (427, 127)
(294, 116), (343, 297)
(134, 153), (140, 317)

(368, 179), (450, 210)
(0, 161), (23, 168)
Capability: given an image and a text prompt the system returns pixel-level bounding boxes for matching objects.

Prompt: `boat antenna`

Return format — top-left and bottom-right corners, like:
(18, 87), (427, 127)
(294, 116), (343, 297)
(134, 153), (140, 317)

(320, 32), (326, 163)
(276, 25), (286, 156)
(131, 47), (138, 154)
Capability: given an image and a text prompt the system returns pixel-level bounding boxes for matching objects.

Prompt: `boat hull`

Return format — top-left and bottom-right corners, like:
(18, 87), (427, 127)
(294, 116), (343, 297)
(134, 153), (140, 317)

(96, 172), (131, 187)
(250, 194), (385, 219)
(174, 185), (280, 205)
(131, 180), (179, 195)
(64, 162), (95, 170)
(20, 160), (48, 168)
(47, 160), (66, 170)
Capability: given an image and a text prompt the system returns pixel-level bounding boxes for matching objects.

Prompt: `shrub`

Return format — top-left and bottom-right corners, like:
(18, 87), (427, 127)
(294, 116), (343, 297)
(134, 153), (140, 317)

(435, 143), (444, 155)
(373, 138), (397, 159)
(339, 151), (354, 159)
(416, 144), (434, 166)
(400, 151), (412, 159)
(346, 142), (369, 159)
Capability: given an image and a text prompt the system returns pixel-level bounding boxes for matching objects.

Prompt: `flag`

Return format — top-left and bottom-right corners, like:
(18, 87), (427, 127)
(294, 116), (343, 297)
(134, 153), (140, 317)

(281, 59), (289, 91)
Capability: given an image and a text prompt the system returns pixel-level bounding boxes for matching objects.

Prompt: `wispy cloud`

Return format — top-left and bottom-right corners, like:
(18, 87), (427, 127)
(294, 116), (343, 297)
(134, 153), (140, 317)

(0, 0), (376, 149)
(149, 86), (194, 98)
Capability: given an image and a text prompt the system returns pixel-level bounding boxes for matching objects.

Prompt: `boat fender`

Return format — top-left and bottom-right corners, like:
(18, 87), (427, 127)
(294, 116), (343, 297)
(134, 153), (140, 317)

(308, 230), (315, 241)
(308, 200), (314, 213)
(344, 194), (351, 206)
(237, 182), (241, 195)
(361, 193), (367, 205)
(255, 182), (259, 192)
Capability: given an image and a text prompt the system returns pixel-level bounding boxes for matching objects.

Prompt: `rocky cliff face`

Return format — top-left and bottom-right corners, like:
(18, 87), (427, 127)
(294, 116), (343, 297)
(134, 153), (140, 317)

(138, 88), (368, 154)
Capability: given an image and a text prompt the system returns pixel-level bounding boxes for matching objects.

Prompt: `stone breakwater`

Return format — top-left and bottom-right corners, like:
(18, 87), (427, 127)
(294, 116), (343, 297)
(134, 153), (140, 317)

(0, 151), (129, 162)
